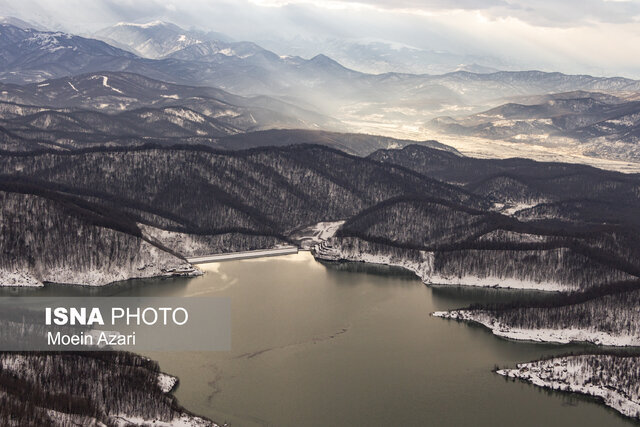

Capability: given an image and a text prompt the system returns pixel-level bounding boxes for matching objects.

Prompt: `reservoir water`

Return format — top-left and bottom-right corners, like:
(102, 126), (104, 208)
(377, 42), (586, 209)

(4, 252), (637, 426)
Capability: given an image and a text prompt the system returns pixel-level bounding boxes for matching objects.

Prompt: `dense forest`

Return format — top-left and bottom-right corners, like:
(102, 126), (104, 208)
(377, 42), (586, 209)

(0, 184), (195, 286)
(327, 195), (640, 291)
(490, 288), (640, 338)
(369, 145), (640, 210)
(437, 285), (640, 346)
(0, 351), (214, 426)
(0, 144), (484, 235)
(0, 143), (480, 285)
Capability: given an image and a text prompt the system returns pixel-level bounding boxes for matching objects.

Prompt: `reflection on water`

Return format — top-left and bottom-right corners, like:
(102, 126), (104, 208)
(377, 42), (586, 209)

(0, 275), (195, 297)
(320, 258), (419, 279)
(4, 252), (638, 426)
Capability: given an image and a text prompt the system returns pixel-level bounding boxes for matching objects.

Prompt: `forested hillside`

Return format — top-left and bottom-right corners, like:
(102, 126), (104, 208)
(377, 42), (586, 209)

(0, 181), (196, 286)
(0, 352), (214, 426)
(433, 279), (640, 346)
(0, 145), (483, 236)
(369, 145), (640, 230)
(2, 143), (640, 290)
(0, 144), (483, 285)
(369, 145), (640, 203)
(318, 193), (640, 291)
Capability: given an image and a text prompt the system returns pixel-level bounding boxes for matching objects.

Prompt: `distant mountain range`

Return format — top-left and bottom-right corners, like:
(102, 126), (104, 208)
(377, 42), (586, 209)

(0, 24), (139, 83)
(3, 22), (640, 106)
(256, 36), (503, 75)
(428, 91), (640, 161)
(94, 22), (504, 75)
(1, 20), (640, 163)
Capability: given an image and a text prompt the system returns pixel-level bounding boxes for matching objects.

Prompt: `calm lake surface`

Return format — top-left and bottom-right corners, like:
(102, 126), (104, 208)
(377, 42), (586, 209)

(5, 252), (638, 426)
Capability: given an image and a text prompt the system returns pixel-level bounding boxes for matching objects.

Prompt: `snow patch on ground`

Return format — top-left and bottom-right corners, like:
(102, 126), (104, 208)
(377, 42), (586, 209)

(113, 413), (217, 427)
(0, 354), (28, 373)
(0, 269), (44, 287)
(501, 201), (541, 216)
(91, 75), (124, 94)
(432, 310), (640, 346)
(167, 107), (205, 123)
(211, 109), (241, 118)
(292, 220), (346, 249)
(429, 275), (565, 291)
(45, 409), (102, 425)
(157, 372), (178, 393)
(476, 229), (550, 243)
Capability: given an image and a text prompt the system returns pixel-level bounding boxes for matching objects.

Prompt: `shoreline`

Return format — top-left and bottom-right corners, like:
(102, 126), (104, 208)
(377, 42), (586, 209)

(1, 242), (567, 291)
(312, 243), (567, 292)
(432, 310), (640, 347)
(497, 357), (640, 420)
(0, 265), (202, 288)
(0, 246), (300, 288)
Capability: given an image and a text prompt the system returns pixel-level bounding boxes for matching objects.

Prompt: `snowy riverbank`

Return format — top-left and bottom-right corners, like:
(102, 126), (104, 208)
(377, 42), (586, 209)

(0, 236), (201, 287)
(313, 239), (567, 292)
(0, 263), (201, 288)
(432, 310), (640, 346)
(497, 356), (640, 419)
(0, 353), (218, 426)
(115, 373), (218, 427)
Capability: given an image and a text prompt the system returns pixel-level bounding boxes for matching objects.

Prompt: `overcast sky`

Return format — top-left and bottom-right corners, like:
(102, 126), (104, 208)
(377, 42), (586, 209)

(2, 0), (640, 78)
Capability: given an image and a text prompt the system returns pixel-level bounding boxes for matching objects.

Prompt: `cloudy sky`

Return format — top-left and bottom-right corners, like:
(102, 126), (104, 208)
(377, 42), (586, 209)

(2, 0), (640, 77)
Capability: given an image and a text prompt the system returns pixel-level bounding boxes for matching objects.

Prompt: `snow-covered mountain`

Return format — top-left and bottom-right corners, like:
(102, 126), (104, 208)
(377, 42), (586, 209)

(166, 39), (271, 62)
(94, 21), (231, 59)
(4, 22), (640, 102)
(0, 23), (139, 83)
(97, 22), (500, 75)
(0, 22), (360, 97)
